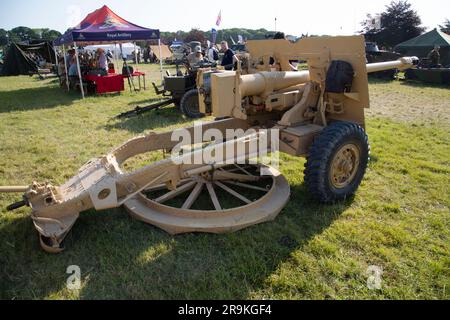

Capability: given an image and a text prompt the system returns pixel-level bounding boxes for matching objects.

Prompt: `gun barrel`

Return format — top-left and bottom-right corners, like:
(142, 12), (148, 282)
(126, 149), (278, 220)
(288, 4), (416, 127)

(239, 57), (417, 98)
(240, 70), (310, 97)
(0, 186), (29, 193)
(366, 57), (418, 73)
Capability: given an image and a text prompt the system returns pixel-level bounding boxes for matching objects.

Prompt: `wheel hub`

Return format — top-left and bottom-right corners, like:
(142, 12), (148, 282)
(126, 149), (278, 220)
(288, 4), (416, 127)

(330, 144), (360, 189)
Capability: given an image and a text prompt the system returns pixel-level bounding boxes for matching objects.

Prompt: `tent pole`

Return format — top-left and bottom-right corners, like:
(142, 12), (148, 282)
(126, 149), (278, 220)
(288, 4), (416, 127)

(74, 42), (85, 99)
(158, 39), (163, 82)
(134, 42), (138, 66)
(114, 42), (118, 67)
(53, 46), (58, 75)
(62, 45), (69, 91)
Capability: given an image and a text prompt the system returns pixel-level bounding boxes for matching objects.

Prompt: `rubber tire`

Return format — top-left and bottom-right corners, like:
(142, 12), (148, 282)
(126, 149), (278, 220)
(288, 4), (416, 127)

(180, 89), (204, 118)
(304, 121), (370, 203)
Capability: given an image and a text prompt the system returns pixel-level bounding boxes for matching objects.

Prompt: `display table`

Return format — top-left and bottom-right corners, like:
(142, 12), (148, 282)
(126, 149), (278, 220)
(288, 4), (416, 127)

(122, 71), (146, 90)
(84, 74), (124, 94)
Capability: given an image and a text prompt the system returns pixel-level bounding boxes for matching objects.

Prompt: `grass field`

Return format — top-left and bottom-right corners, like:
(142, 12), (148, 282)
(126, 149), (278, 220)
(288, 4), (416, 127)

(0, 64), (449, 299)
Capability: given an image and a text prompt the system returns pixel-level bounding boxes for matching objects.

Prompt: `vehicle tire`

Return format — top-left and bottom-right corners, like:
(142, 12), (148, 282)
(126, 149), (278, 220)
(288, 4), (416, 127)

(304, 121), (370, 203)
(180, 89), (204, 118)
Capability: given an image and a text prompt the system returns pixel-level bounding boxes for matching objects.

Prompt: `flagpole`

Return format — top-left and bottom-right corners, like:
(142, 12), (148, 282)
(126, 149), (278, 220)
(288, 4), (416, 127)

(216, 10), (222, 43)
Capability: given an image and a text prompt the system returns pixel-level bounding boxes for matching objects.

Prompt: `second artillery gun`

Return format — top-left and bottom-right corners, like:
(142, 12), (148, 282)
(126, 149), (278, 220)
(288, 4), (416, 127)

(117, 54), (217, 119)
(1, 35), (417, 252)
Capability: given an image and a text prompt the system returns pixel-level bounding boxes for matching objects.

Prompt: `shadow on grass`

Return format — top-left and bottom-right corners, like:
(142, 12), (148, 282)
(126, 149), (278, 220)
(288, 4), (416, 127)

(105, 105), (190, 133)
(0, 183), (352, 299)
(33, 77), (60, 84)
(368, 77), (450, 89)
(368, 77), (396, 85)
(0, 85), (78, 113)
(398, 79), (450, 89)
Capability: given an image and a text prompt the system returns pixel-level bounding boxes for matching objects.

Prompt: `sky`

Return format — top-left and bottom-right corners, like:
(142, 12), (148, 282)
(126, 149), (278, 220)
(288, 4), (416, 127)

(0, 0), (448, 36)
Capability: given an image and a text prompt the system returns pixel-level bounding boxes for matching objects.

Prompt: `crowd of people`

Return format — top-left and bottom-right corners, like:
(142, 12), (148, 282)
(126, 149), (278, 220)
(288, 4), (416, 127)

(143, 46), (157, 63)
(186, 40), (236, 70)
(28, 52), (49, 68)
(128, 46), (158, 64)
(56, 32), (299, 92)
(184, 32), (298, 72)
(57, 47), (115, 89)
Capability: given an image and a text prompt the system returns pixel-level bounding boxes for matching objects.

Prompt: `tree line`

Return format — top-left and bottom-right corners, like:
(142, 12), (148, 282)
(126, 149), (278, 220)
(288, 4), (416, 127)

(0, 27), (61, 47)
(160, 1), (449, 49)
(136, 28), (292, 49)
(1, 1), (448, 50)
(158, 1), (449, 48)
(361, 1), (448, 49)
(0, 26), (280, 49)
(160, 28), (276, 44)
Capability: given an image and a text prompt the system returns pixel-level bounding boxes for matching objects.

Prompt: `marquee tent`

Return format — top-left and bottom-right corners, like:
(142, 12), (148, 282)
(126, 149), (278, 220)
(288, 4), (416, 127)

(54, 5), (162, 98)
(150, 44), (172, 61)
(394, 28), (450, 67)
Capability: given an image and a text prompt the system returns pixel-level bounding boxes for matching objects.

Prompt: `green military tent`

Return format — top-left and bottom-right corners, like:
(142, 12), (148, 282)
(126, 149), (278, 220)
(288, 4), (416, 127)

(0, 41), (55, 76)
(394, 28), (450, 67)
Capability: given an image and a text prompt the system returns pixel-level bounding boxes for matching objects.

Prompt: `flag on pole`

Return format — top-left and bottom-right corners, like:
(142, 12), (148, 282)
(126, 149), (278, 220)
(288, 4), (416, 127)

(211, 28), (218, 44)
(216, 10), (222, 27)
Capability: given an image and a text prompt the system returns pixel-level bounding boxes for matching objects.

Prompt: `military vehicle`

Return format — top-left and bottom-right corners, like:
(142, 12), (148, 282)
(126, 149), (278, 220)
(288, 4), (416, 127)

(404, 67), (450, 84)
(1, 36), (417, 252)
(404, 56), (450, 84)
(365, 42), (402, 79)
(117, 59), (217, 119)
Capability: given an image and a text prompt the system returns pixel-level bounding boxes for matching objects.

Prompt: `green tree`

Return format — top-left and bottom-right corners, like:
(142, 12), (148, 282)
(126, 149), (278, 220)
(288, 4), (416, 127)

(203, 28), (273, 44)
(160, 30), (187, 44)
(183, 29), (206, 43)
(9, 26), (40, 42)
(41, 29), (62, 41)
(0, 28), (8, 47)
(361, 0), (425, 49)
(439, 19), (450, 34)
(158, 28), (295, 46)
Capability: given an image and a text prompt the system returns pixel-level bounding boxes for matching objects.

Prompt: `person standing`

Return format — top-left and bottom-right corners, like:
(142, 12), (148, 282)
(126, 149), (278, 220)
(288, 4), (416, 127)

(68, 55), (80, 89)
(187, 46), (204, 66)
(68, 56), (79, 76)
(427, 45), (441, 67)
(106, 50), (114, 63)
(207, 43), (219, 63)
(220, 41), (236, 70)
(143, 46), (150, 63)
(137, 49), (142, 64)
(149, 47), (154, 63)
(65, 49), (75, 67)
(96, 48), (108, 72)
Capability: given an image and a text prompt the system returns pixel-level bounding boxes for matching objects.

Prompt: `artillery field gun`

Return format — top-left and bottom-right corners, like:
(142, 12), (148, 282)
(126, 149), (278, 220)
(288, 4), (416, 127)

(0, 36), (417, 253)
(117, 59), (217, 119)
